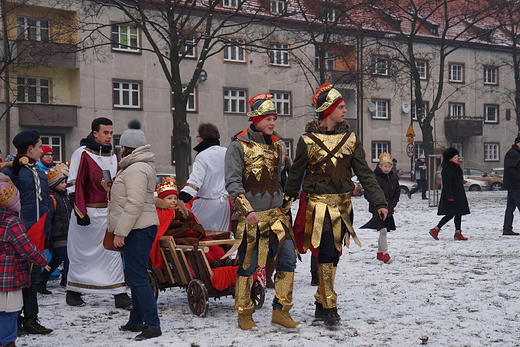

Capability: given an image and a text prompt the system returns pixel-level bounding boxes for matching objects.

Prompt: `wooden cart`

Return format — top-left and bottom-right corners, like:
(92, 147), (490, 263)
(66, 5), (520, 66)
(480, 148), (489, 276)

(148, 234), (265, 317)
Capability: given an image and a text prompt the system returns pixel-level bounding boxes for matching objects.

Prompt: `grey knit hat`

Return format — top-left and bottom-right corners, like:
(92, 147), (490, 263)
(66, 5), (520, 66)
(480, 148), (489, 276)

(120, 119), (146, 148)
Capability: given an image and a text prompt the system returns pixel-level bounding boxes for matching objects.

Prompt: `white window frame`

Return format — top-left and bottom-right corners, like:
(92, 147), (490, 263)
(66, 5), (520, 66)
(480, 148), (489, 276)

(113, 81), (141, 108)
(112, 24), (139, 52)
(270, 0), (285, 14)
(411, 101), (428, 121)
(271, 91), (291, 116)
(113, 135), (121, 158)
(372, 142), (390, 162)
(484, 66), (498, 85)
(372, 56), (389, 76)
(172, 87), (197, 112)
(223, 0), (238, 8)
(449, 63), (464, 82)
(17, 76), (50, 104)
(484, 143), (500, 161)
(416, 60), (428, 80)
(452, 143), (463, 159)
(40, 135), (63, 163)
(315, 51), (335, 71)
(270, 42), (290, 67)
(449, 103), (464, 118)
(372, 100), (389, 119)
(282, 139), (293, 159)
(324, 7), (339, 22)
(179, 38), (196, 58)
(17, 16), (49, 42)
(224, 38), (246, 63)
(414, 142), (424, 160)
(484, 104), (498, 123)
(224, 89), (246, 114)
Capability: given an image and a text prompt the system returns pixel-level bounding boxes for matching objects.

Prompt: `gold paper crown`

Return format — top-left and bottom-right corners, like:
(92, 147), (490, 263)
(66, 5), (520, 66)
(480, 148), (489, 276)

(156, 176), (178, 197)
(0, 180), (17, 208)
(46, 165), (66, 186)
(313, 83), (343, 113)
(56, 162), (69, 176)
(379, 152), (393, 164)
(247, 93), (276, 118)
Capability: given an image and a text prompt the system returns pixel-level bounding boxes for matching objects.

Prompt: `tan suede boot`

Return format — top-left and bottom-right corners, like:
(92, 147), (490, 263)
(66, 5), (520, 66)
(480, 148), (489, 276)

(238, 306), (258, 330)
(271, 271), (299, 329)
(235, 275), (257, 330)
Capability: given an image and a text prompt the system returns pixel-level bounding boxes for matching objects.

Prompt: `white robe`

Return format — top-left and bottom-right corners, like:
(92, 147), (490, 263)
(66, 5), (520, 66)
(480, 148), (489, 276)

(66, 147), (125, 295)
(181, 146), (231, 231)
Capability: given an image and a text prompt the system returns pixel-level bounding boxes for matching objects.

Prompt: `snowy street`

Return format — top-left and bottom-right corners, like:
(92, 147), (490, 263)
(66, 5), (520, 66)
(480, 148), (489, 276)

(23, 190), (520, 347)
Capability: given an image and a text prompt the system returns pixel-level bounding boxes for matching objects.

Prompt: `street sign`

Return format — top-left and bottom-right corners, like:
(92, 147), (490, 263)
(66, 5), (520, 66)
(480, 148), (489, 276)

(406, 123), (416, 138)
(406, 142), (415, 158)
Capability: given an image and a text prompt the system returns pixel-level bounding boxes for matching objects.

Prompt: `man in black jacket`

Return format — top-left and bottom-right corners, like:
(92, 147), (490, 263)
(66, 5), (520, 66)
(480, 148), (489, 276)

(409, 155), (428, 199)
(502, 136), (520, 235)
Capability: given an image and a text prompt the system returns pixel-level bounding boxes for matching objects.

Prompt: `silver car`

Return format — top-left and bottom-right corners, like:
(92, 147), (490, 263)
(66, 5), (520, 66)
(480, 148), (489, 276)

(464, 176), (489, 191)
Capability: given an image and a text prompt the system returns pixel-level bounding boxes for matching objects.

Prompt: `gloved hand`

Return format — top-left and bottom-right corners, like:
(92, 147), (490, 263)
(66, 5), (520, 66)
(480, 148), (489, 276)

(12, 156), (26, 176)
(75, 212), (90, 226)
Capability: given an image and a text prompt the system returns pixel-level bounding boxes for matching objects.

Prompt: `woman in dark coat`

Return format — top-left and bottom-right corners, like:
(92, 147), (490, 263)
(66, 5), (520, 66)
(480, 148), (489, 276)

(429, 148), (470, 240)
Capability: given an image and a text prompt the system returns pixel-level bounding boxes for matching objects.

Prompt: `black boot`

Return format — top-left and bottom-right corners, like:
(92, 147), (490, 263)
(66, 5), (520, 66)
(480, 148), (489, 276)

(114, 293), (132, 309)
(23, 315), (53, 335)
(17, 315), (27, 336)
(134, 326), (162, 341)
(66, 290), (85, 307)
(323, 307), (341, 327)
(314, 302), (323, 319)
(38, 280), (52, 295)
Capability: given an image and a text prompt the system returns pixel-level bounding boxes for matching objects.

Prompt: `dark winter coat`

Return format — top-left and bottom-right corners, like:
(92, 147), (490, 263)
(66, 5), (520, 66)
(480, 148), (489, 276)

(367, 166), (400, 216)
(503, 144), (520, 190)
(437, 160), (470, 216)
(49, 187), (72, 248)
(414, 159), (427, 181)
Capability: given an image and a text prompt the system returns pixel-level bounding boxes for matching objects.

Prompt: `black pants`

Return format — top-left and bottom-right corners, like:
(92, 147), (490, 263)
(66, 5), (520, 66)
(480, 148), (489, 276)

(317, 213), (346, 266)
(437, 215), (462, 230)
(22, 265), (41, 318)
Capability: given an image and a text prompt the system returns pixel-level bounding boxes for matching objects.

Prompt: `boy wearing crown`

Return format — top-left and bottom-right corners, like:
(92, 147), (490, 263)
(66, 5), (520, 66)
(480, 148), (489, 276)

(284, 84), (388, 327)
(224, 93), (298, 330)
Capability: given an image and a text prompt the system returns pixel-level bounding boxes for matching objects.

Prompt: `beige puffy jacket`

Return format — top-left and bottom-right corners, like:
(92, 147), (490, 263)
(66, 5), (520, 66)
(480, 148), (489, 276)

(108, 145), (159, 237)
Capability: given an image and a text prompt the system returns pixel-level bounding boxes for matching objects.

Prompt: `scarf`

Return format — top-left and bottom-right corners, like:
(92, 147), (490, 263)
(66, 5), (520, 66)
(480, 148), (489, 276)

(80, 133), (112, 154)
(193, 139), (220, 153)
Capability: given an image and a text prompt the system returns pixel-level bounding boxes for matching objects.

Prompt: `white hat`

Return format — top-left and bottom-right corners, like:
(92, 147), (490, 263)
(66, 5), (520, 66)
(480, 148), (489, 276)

(120, 119), (146, 148)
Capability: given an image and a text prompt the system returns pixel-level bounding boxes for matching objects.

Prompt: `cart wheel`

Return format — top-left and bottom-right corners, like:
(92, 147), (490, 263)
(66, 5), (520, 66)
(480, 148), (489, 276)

(187, 279), (209, 317)
(251, 279), (265, 309)
(147, 270), (159, 301)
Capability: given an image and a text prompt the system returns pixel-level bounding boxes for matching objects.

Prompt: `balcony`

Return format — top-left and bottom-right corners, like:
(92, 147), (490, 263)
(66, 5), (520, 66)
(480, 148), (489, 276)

(444, 117), (483, 138)
(14, 41), (77, 68)
(18, 103), (77, 127)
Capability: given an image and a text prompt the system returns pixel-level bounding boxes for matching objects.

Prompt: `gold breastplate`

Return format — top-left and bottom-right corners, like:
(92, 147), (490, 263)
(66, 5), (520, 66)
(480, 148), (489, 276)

(239, 140), (282, 196)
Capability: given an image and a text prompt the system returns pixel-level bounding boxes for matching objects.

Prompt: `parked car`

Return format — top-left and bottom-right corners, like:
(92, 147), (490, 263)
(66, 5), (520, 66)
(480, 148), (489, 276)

(399, 179), (417, 195)
(464, 177), (489, 191)
(490, 167), (504, 179)
(156, 173), (176, 186)
(398, 171), (441, 190)
(463, 167), (502, 191)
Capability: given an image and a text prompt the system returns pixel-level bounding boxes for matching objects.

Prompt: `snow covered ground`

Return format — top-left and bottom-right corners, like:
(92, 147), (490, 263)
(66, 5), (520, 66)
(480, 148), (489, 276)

(20, 190), (520, 347)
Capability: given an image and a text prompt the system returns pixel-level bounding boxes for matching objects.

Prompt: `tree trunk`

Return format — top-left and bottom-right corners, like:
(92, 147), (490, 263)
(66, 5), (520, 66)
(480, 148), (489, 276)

(172, 113), (190, 185)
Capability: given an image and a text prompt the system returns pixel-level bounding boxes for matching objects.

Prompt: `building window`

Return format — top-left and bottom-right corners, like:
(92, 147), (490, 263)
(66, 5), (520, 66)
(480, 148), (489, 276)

(172, 87), (197, 112)
(452, 142), (463, 158)
(371, 100), (389, 119)
(414, 142), (424, 160)
(416, 60), (428, 80)
(113, 81), (141, 108)
(372, 142), (390, 162)
(270, 42), (290, 67)
(430, 24), (439, 36)
(315, 51), (335, 71)
(112, 25), (139, 52)
(179, 39), (196, 58)
(484, 66), (498, 85)
(372, 56), (389, 76)
(282, 139), (293, 159)
(270, 0), (285, 14)
(271, 91), (291, 116)
(484, 104), (499, 123)
(324, 7), (339, 22)
(449, 103), (464, 118)
(40, 135), (63, 163)
(449, 63), (464, 82)
(411, 101), (428, 121)
(484, 143), (499, 161)
(224, 89), (246, 114)
(223, 0), (238, 8)
(17, 77), (50, 104)
(17, 16), (49, 42)
(113, 135), (121, 158)
(224, 38), (246, 62)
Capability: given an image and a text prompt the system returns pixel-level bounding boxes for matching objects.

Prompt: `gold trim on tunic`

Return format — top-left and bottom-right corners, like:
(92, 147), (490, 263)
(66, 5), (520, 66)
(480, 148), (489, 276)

(67, 281), (126, 290)
(186, 182), (199, 191)
(84, 148), (113, 157)
(86, 202), (108, 208)
(222, 207), (292, 271)
(303, 132), (357, 172)
(304, 192), (360, 253)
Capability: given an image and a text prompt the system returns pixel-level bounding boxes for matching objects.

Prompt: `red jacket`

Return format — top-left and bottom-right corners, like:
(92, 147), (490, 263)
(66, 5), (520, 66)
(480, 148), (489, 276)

(0, 208), (47, 291)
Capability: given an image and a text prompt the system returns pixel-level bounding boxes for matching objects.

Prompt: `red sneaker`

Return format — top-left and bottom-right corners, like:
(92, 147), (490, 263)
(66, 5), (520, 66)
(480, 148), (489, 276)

(376, 252), (393, 263)
(429, 227), (440, 240)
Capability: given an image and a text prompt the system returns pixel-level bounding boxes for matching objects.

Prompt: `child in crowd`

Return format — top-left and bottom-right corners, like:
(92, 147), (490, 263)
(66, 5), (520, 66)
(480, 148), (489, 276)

(0, 173), (48, 347)
(38, 165), (72, 294)
(363, 153), (400, 263)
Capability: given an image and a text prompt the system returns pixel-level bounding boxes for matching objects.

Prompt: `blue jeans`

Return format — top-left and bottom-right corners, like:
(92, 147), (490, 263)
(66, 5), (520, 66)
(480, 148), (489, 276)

(124, 225), (160, 330)
(0, 311), (18, 344)
(40, 246), (69, 283)
(503, 189), (520, 232)
(410, 179), (427, 198)
(237, 239), (297, 277)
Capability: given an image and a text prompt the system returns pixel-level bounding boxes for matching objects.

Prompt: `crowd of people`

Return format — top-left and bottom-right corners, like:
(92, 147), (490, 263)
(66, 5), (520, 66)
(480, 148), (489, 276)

(1, 84), (519, 346)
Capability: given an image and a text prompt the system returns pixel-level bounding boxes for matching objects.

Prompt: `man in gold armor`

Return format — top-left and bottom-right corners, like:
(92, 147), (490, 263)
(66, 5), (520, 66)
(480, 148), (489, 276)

(284, 84), (388, 327)
(224, 93), (298, 330)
